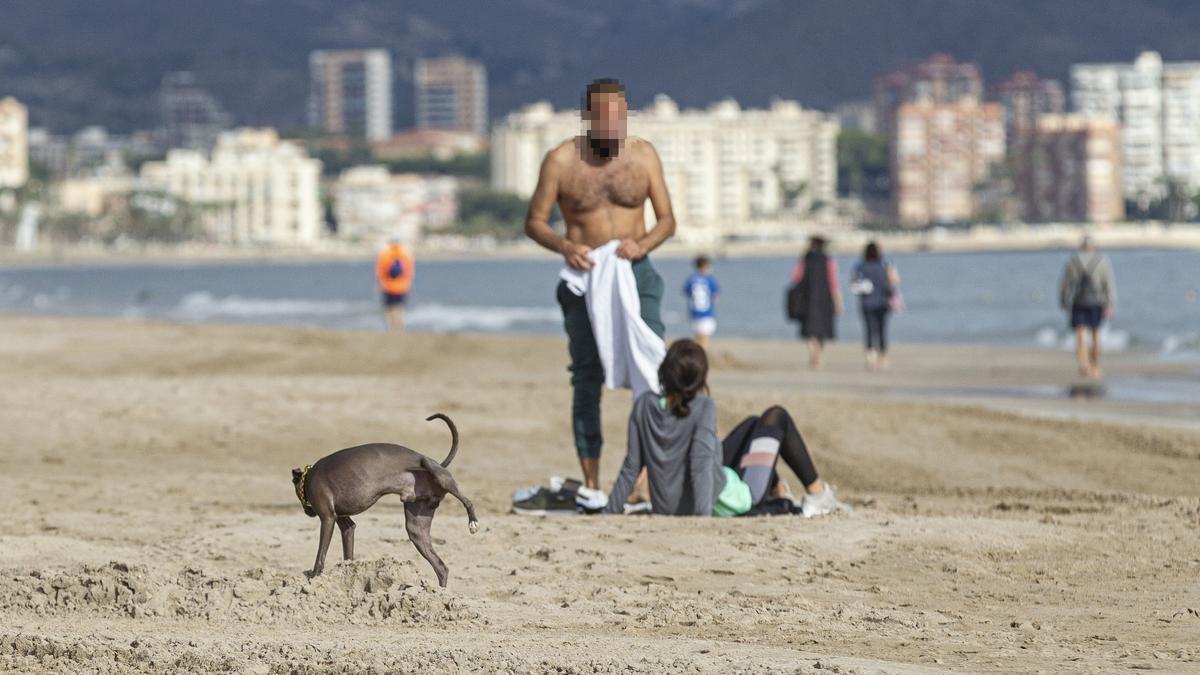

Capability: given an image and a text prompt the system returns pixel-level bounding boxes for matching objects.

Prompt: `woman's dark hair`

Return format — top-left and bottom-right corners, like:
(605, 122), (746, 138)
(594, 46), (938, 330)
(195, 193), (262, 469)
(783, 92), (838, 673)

(807, 235), (827, 254)
(658, 339), (709, 417)
(864, 241), (881, 261)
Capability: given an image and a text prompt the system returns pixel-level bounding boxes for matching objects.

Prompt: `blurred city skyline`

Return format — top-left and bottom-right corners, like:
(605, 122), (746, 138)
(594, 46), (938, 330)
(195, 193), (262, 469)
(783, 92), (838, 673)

(4, 0), (1200, 133)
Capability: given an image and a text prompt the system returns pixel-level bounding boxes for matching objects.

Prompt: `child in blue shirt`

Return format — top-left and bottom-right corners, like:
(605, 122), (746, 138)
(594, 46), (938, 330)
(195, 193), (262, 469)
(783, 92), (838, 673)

(684, 255), (720, 349)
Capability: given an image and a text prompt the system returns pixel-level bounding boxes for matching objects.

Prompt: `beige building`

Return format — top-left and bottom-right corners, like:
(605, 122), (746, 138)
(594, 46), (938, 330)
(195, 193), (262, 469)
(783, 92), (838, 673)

(57, 172), (134, 217)
(874, 54), (984, 136)
(0, 97), (29, 189)
(415, 56), (488, 136)
(892, 100), (1005, 226)
(372, 128), (487, 161)
(1014, 114), (1123, 223)
(308, 49), (393, 141)
(140, 128), (323, 244)
(491, 95), (839, 242)
(332, 166), (457, 242)
(989, 71), (1065, 144)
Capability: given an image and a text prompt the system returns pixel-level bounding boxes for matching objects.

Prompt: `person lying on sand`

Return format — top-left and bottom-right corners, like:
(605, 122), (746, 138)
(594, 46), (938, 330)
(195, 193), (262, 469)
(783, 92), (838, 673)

(603, 339), (843, 517)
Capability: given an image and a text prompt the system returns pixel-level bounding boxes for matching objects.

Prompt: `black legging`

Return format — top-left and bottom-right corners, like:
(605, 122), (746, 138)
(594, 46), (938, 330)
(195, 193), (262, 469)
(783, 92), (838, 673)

(721, 406), (820, 504)
(862, 307), (889, 352)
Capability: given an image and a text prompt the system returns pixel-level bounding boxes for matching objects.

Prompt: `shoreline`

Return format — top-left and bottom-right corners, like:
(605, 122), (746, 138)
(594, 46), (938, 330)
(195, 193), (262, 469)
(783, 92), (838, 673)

(3, 312), (1196, 420)
(1, 221), (1198, 268)
(0, 306), (1190, 360)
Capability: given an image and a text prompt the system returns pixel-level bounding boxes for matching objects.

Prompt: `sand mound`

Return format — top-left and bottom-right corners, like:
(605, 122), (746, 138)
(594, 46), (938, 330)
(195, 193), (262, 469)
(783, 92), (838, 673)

(0, 558), (479, 626)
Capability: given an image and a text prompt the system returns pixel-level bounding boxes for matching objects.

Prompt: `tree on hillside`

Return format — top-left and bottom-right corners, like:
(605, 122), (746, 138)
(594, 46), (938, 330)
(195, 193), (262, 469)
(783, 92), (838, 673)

(453, 187), (528, 239)
(837, 129), (889, 200)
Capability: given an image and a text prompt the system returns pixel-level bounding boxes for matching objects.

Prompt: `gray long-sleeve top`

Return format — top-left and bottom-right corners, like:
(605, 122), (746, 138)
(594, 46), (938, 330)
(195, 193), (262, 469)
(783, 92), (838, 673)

(1059, 251), (1117, 309)
(604, 392), (725, 516)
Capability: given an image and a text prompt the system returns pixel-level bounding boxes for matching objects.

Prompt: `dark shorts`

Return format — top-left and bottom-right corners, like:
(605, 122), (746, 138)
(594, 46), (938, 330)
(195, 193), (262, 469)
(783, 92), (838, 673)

(382, 292), (407, 306)
(1070, 304), (1104, 329)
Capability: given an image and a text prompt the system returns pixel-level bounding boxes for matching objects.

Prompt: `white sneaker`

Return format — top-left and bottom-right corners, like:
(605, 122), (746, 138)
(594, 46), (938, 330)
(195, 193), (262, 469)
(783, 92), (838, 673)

(622, 500), (653, 515)
(575, 486), (608, 512)
(800, 484), (847, 518)
(512, 476), (567, 503)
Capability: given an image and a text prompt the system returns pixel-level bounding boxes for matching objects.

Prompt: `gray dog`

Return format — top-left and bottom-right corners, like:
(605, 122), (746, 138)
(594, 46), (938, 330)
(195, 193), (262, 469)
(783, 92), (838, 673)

(291, 413), (479, 587)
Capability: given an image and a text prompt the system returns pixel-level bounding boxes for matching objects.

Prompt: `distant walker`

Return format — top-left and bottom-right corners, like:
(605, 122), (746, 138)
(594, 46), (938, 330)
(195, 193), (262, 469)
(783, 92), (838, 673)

(1059, 235), (1117, 379)
(376, 238), (415, 332)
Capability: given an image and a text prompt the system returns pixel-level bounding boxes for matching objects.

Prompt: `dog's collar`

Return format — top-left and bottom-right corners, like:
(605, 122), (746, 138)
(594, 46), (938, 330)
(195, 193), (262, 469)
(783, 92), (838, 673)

(295, 464), (313, 508)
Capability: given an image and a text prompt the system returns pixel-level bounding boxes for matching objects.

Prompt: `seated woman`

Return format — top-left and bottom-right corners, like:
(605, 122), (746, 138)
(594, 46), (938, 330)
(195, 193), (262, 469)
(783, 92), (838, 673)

(604, 339), (841, 517)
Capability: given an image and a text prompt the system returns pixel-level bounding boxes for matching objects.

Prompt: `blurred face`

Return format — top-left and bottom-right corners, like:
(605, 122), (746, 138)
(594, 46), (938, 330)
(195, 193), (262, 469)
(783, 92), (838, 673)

(587, 92), (627, 143)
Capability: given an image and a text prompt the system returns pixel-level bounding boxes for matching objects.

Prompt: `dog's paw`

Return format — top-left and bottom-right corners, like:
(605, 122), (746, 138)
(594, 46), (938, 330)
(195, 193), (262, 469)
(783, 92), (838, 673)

(468, 520), (480, 534)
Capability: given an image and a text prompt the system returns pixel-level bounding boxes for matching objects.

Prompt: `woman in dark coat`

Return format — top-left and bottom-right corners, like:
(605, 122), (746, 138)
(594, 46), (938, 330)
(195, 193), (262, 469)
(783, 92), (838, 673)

(789, 236), (842, 369)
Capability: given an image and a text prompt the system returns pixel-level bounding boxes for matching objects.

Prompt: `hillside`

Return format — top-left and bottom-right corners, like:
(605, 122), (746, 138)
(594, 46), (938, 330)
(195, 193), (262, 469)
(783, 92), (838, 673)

(2, 0), (1199, 132)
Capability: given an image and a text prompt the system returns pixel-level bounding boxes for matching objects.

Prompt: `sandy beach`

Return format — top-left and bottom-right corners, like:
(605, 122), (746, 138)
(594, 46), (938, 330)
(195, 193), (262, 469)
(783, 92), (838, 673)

(1, 315), (1198, 673)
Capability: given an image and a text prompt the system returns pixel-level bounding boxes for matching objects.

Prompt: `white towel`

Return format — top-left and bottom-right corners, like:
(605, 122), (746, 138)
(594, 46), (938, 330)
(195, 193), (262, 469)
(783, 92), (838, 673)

(559, 240), (666, 397)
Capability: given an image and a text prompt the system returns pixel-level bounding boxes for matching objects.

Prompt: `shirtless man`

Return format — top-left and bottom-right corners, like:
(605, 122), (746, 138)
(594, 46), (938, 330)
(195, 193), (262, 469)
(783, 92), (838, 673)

(524, 78), (676, 491)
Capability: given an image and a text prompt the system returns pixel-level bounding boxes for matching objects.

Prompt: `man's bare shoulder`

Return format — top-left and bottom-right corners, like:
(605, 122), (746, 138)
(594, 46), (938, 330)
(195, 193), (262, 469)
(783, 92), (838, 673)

(545, 138), (583, 166)
(626, 136), (661, 164)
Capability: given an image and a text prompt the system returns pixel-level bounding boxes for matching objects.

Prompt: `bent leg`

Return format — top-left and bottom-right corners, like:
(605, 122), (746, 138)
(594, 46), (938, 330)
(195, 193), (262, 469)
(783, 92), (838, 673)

(404, 500), (449, 587)
(758, 406), (820, 489)
(421, 457), (480, 533)
(336, 516), (356, 560)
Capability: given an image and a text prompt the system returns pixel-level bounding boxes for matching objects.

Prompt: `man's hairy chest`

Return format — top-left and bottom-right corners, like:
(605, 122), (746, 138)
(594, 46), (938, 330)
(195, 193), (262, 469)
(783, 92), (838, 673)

(559, 160), (649, 212)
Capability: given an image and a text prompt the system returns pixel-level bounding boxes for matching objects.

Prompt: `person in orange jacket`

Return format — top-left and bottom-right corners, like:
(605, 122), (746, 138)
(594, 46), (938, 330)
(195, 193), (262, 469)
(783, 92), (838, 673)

(376, 238), (414, 331)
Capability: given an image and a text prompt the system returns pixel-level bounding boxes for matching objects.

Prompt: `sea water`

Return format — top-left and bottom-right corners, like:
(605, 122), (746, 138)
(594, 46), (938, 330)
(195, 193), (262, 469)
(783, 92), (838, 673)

(1, 248), (1197, 357)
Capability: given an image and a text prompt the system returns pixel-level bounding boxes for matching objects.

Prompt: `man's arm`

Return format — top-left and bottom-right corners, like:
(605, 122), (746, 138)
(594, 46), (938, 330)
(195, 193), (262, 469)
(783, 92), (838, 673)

(604, 405), (647, 514)
(1058, 258), (1075, 310)
(524, 149), (593, 270)
(1102, 256), (1117, 317)
(618, 143), (676, 260)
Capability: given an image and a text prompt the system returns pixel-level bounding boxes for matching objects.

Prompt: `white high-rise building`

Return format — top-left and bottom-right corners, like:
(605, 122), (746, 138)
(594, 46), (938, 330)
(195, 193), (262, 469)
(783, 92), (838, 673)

(0, 97), (29, 189)
(140, 128), (323, 244)
(491, 95), (838, 241)
(308, 49), (393, 141)
(1072, 50), (1200, 200)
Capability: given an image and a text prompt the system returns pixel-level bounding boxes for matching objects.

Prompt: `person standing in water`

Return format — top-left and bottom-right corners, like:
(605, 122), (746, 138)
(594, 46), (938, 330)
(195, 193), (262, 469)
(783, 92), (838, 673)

(684, 255), (720, 350)
(789, 236), (841, 369)
(1059, 235), (1117, 378)
(851, 241), (901, 371)
(523, 78), (676, 491)
(376, 237), (414, 332)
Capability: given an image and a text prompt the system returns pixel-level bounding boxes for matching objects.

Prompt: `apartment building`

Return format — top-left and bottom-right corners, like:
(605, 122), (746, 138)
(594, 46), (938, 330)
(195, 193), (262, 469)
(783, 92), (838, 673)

(140, 128), (323, 244)
(1014, 114), (1123, 223)
(874, 53), (984, 135)
(308, 49), (393, 141)
(989, 70), (1065, 143)
(415, 56), (488, 136)
(332, 166), (457, 242)
(0, 97), (29, 189)
(891, 100), (1005, 226)
(491, 95), (838, 242)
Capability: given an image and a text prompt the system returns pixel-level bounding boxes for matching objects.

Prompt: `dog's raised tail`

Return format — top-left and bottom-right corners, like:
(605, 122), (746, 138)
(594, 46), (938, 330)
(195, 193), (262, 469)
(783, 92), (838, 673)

(426, 413), (459, 467)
